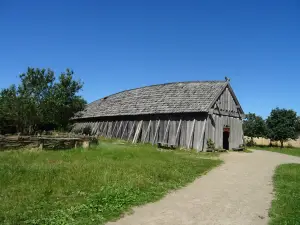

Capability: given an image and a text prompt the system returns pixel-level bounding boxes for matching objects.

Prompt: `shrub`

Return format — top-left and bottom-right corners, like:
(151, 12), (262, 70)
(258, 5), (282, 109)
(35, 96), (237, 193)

(207, 139), (215, 151)
(287, 143), (294, 148)
(245, 138), (256, 147)
(82, 126), (92, 135)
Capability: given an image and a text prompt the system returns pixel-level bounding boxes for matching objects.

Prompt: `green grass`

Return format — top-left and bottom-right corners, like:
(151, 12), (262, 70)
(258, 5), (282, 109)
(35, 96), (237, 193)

(249, 146), (300, 157)
(269, 164), (300, 225)
(0, 140), (221, 225)
(243, 149), (253, 153)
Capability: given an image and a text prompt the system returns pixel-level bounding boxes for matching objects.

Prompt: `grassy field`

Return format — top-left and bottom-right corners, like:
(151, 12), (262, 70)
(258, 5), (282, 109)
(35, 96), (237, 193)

(249, 146), (300, 157)
(269, 164), (300, 225)
(0, 139), (221, 225)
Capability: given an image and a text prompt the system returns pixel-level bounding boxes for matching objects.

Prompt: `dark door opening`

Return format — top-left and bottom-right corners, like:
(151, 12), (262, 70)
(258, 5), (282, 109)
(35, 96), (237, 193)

(223, 131), (230, 150)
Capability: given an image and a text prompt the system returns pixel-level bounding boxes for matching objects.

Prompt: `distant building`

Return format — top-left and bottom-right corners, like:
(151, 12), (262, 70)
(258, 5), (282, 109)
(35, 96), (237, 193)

(72, 79), (244, 151)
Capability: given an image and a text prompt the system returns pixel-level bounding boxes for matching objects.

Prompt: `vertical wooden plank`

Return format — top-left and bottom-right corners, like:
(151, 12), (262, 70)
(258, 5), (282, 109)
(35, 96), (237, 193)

(197, 118), (207, 151)
(100, 121), (105, 134)
(193, 119), (200, 149)
(149, 120), (155, 143)
(174, 119), (182, 146)
(133, 120), (143, 143)
(142, 120), (151, 143)
(212, 115), (216, 144)
(108, 121), (113, 137)
(111, 121), (118, 138)
(95, 122), (100, 135)
(92, 122), (98, 135)
(141, 120), (148, 142)
(219, 115), (223, 149)
(103, 121), (108, 136)
(96, 122), (102, 135)
(180, 120), (187, 148)
(127, 121), (136, 141)
(90, 122), (95, 135)
(158, 120), (163, 143)
(186, 120), (191, 147)
(108, 122), (113, 137)
(115, 121), (123, 138)
(214, 116), (219, 148)
(152, 120), (160, 145)
(163, 120), (170, 143)
(120, 121), (128, 139)
(99, 122), (104, 135)
(187, 119), (196, 149)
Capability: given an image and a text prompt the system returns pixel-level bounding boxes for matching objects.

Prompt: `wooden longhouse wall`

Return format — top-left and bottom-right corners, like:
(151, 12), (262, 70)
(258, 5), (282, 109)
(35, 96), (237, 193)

(206, 86), (244, 149)
(72, 114), (209, 151)
(72, 81), (244, 151)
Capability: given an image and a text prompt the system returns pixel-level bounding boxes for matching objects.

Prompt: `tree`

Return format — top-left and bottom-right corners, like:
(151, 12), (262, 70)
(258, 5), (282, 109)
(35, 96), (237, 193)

(296, 117), (300, 134)
(48, 69), (86, 129)
(243, 113), (267, 139)
(0, 85), (21, 134)
(266, 108), (298, 148)
(0, 67), (86, 134)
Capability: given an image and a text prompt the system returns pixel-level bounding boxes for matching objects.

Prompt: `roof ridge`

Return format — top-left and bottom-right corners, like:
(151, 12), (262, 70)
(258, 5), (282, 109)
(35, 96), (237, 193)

(89, 80), (227, 105)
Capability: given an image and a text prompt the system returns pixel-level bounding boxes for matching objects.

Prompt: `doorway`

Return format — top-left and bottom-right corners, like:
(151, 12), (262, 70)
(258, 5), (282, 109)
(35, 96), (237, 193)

(223, 131), (230, 150)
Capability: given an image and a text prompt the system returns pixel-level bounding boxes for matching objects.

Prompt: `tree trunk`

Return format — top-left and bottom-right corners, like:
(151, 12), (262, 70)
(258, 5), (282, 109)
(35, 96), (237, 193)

(250, 137), (254, 146)
(280, 140), (284, 148)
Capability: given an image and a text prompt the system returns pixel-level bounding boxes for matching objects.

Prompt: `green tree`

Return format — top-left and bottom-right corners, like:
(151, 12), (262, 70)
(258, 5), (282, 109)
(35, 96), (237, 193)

(49, 69), (86, 129)
(266, 108), (298, 148)
(0, 85), (20, 134)
(0, 67), (86, 134)
(243, 113), (267, 143)
(296, 117), (300, 134)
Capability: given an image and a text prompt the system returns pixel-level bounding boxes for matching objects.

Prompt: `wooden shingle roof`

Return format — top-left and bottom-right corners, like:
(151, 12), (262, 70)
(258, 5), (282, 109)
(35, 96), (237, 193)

(74, 81), (229, 119)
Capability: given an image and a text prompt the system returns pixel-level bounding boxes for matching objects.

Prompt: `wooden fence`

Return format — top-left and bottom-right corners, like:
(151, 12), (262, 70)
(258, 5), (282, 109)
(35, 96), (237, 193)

(0, 135), (98, 150)
(245, 136), (300, 148)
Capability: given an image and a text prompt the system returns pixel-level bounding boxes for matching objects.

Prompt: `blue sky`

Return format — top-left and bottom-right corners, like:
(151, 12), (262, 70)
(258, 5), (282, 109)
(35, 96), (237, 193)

(0, 0), (299, 118)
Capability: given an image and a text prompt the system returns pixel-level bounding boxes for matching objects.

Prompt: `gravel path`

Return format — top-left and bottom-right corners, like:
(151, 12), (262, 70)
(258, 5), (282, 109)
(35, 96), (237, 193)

(107, 150), (300, 225)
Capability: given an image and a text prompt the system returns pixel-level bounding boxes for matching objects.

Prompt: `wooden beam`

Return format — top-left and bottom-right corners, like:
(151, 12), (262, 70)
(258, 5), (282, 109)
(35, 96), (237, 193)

(98, 122), (105, 135)
(96, 122), (101, 135)
(212, 109), (241, 118)
(215, 101), (221, 114)
(133, 120), (143, 143)
(102, 121), (108, 136)
(121, 121), (129, 139)
(174, 119), (182, 145)
(106, 122), (111, 137)
(127, 121), (136, 141)
(142, 120), (151, 143)
(107, 122), (113, 137)
(163, 120), (170, 144)
(90, 122), (96, 135)
(152, 120), (160, 145)
(187, 119), (196, 149)
(110, 122), (118, 138)
(197, 118), (207, 151)
(115, 121), (123, 138)
(93, 122), (99, 135)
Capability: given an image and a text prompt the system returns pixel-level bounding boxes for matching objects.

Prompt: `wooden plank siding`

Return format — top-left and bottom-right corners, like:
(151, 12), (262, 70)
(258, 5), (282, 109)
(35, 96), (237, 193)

(73, 113), (212, 151)
(72, 86), (244, 151)
(73, 112), (243, 151)
(205, 86), (244, 149)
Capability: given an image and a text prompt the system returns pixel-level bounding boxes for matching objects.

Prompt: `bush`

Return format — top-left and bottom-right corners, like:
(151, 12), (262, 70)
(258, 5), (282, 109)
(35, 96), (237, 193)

(82, 126), (92, 135)
(207, 139), (215, 151)
(245, 138), (256, 147)
(287, 143), (294, 148)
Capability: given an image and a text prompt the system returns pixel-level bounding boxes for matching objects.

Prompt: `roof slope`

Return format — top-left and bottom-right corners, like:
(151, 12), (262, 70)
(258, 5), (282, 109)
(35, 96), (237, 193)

(75, 81), (228, 119)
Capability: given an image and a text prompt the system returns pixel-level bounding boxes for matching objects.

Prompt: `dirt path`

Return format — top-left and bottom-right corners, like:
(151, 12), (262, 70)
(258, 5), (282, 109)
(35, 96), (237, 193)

(107, 151), (300, 225)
